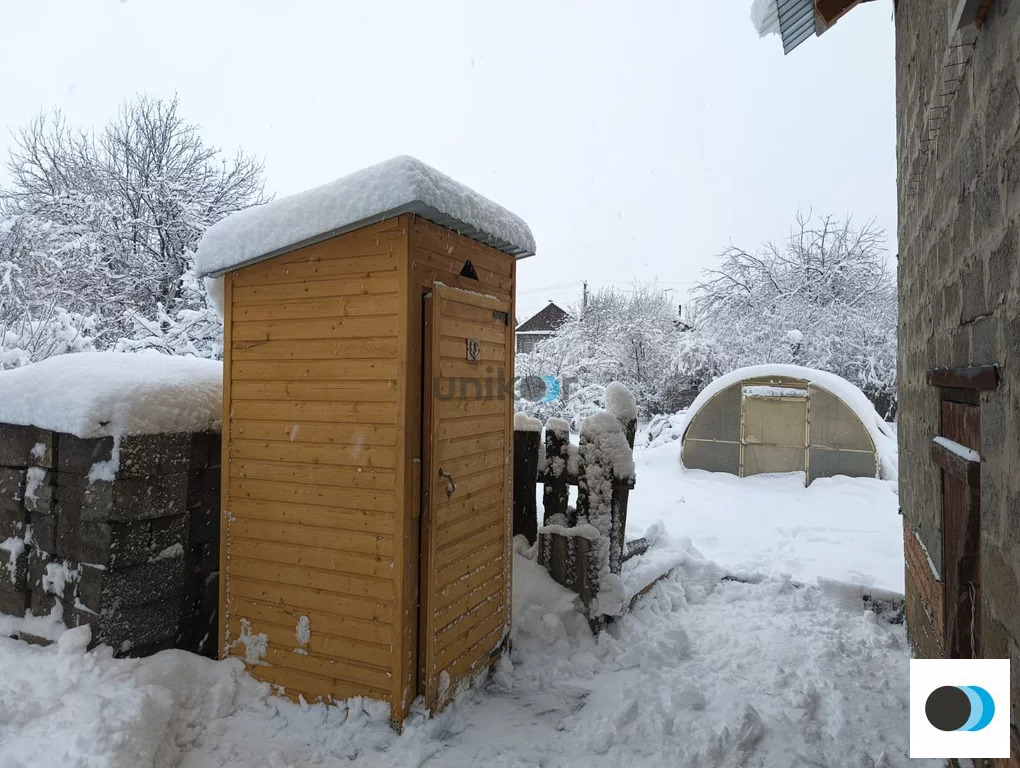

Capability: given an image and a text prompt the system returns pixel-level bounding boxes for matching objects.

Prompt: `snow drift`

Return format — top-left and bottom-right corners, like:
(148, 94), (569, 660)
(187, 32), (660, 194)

(0, 537), (925, 767)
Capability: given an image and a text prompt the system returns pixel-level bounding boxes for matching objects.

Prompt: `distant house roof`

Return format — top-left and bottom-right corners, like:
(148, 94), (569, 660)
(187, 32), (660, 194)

(516, 302), (571, 334)
(196, 155), (536, 277)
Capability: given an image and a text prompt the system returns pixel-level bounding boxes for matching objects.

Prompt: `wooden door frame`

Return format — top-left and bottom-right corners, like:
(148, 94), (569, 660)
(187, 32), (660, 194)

(417, 288), (435, 699)
(926, 364), (999, 659)
(738, 389), (810, 478)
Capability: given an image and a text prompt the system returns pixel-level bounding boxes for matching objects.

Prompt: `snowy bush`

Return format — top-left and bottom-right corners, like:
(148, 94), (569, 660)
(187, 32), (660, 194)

(115, 266), (223, 359)
(643, 411), (689, 448)
(0, 301), (96, 370)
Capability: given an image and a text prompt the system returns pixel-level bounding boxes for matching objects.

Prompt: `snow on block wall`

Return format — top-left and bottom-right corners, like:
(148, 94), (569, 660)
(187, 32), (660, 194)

(0, 422), (221, 659)
(0, 351), (222, 439)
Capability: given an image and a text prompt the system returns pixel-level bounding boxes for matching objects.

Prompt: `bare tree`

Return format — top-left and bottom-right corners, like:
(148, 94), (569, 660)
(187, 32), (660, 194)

(693, 211), (890, 322)
(684, 212), (898, 416)
(0, 94), (267, 347)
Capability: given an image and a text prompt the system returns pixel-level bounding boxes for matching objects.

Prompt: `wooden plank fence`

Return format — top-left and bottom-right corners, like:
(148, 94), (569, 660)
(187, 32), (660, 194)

(512, 384), (638, 630)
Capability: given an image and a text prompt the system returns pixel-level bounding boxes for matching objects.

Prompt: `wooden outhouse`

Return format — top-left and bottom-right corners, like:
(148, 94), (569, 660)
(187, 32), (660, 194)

(195, 156), (535, 723)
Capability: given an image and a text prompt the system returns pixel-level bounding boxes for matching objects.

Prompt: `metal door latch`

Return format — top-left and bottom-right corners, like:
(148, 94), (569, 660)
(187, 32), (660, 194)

(438, 467), (456, 497)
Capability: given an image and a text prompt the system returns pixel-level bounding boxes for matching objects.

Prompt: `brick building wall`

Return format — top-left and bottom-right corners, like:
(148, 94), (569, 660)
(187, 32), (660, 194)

(895, 0), (1020, 753)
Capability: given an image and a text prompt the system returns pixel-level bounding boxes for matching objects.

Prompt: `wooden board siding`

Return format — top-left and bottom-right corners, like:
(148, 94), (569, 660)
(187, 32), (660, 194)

(220, 219), (404, 709)
(410, 217), (513, 304)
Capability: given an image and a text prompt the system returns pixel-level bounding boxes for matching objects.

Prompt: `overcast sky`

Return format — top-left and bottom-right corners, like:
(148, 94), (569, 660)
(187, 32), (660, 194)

(0, 0), (896, 319)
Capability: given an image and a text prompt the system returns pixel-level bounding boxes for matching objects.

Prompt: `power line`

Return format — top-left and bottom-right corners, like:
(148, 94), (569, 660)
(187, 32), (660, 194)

(515, 281), (584, 294)
(585, 279), (696, 285)
(517, 279), (697, 294)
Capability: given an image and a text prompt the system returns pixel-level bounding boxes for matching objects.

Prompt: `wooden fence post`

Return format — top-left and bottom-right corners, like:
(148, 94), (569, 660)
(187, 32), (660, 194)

(538, 418), (571, 570)
(512, 419), (541, 545)
(541, 419), (571, 526)
(575, 416), (617, 613)
(576, 536), (604, 633)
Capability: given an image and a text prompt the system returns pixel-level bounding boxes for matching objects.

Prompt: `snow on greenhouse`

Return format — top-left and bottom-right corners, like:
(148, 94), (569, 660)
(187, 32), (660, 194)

(679, 364), (897, 485)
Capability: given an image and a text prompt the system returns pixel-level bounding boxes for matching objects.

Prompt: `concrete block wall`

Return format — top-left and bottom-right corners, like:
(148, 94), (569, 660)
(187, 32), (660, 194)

(0, 425), (220, 657)
(895, 0), (1020, 741)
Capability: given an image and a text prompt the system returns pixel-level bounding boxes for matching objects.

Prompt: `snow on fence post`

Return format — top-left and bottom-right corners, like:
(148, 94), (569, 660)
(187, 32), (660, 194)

(606, 382), (638, 448)
(577, 411), (634, 577)
(512, 414), (542, 545)
(575, 407), (635, 629)
(516, 391), (637, 631)
(606, 382), (637, 544)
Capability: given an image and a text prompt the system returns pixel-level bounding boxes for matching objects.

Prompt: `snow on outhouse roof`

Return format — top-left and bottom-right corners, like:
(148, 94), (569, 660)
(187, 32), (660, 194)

(195, 155), (536, 277)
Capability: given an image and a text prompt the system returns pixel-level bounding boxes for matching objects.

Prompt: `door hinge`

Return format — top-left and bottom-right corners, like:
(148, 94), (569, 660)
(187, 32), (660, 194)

(492, 310), (509, 325)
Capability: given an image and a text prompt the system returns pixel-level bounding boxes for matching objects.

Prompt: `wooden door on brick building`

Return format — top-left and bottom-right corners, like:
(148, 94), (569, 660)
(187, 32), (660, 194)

(928, 365), (998, 660)
(936, 399), (981, 659)
(419, 283), (513, 711)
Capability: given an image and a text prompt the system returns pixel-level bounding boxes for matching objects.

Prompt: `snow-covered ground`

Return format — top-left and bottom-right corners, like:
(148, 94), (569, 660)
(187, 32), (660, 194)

(628, 439), (905, 593)
(0, 435), (921, 767)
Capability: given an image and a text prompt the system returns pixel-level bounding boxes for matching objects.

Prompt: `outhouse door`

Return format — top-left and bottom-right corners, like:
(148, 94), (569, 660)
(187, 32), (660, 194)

(419, 283), (513, 710)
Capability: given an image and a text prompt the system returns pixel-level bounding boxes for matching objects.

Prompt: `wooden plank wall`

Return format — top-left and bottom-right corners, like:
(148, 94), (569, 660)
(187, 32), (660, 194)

(220, 219), (405, 707)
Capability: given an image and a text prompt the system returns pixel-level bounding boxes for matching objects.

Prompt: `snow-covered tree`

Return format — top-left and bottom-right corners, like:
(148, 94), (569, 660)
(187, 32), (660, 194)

(0, 95), (266, 360)
(0, 216), (98, 367)
(516, 284), (685, 423)
(683, 212), (898, 416)
(519, 214), (897, 423)
(0, 305), (96, 369)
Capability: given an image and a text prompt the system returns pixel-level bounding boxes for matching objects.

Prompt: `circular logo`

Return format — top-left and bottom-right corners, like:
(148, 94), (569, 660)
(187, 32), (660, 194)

(925, 685), (995, 732)
(518, 375), (546, 402)
(518, 375), (561, 403)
